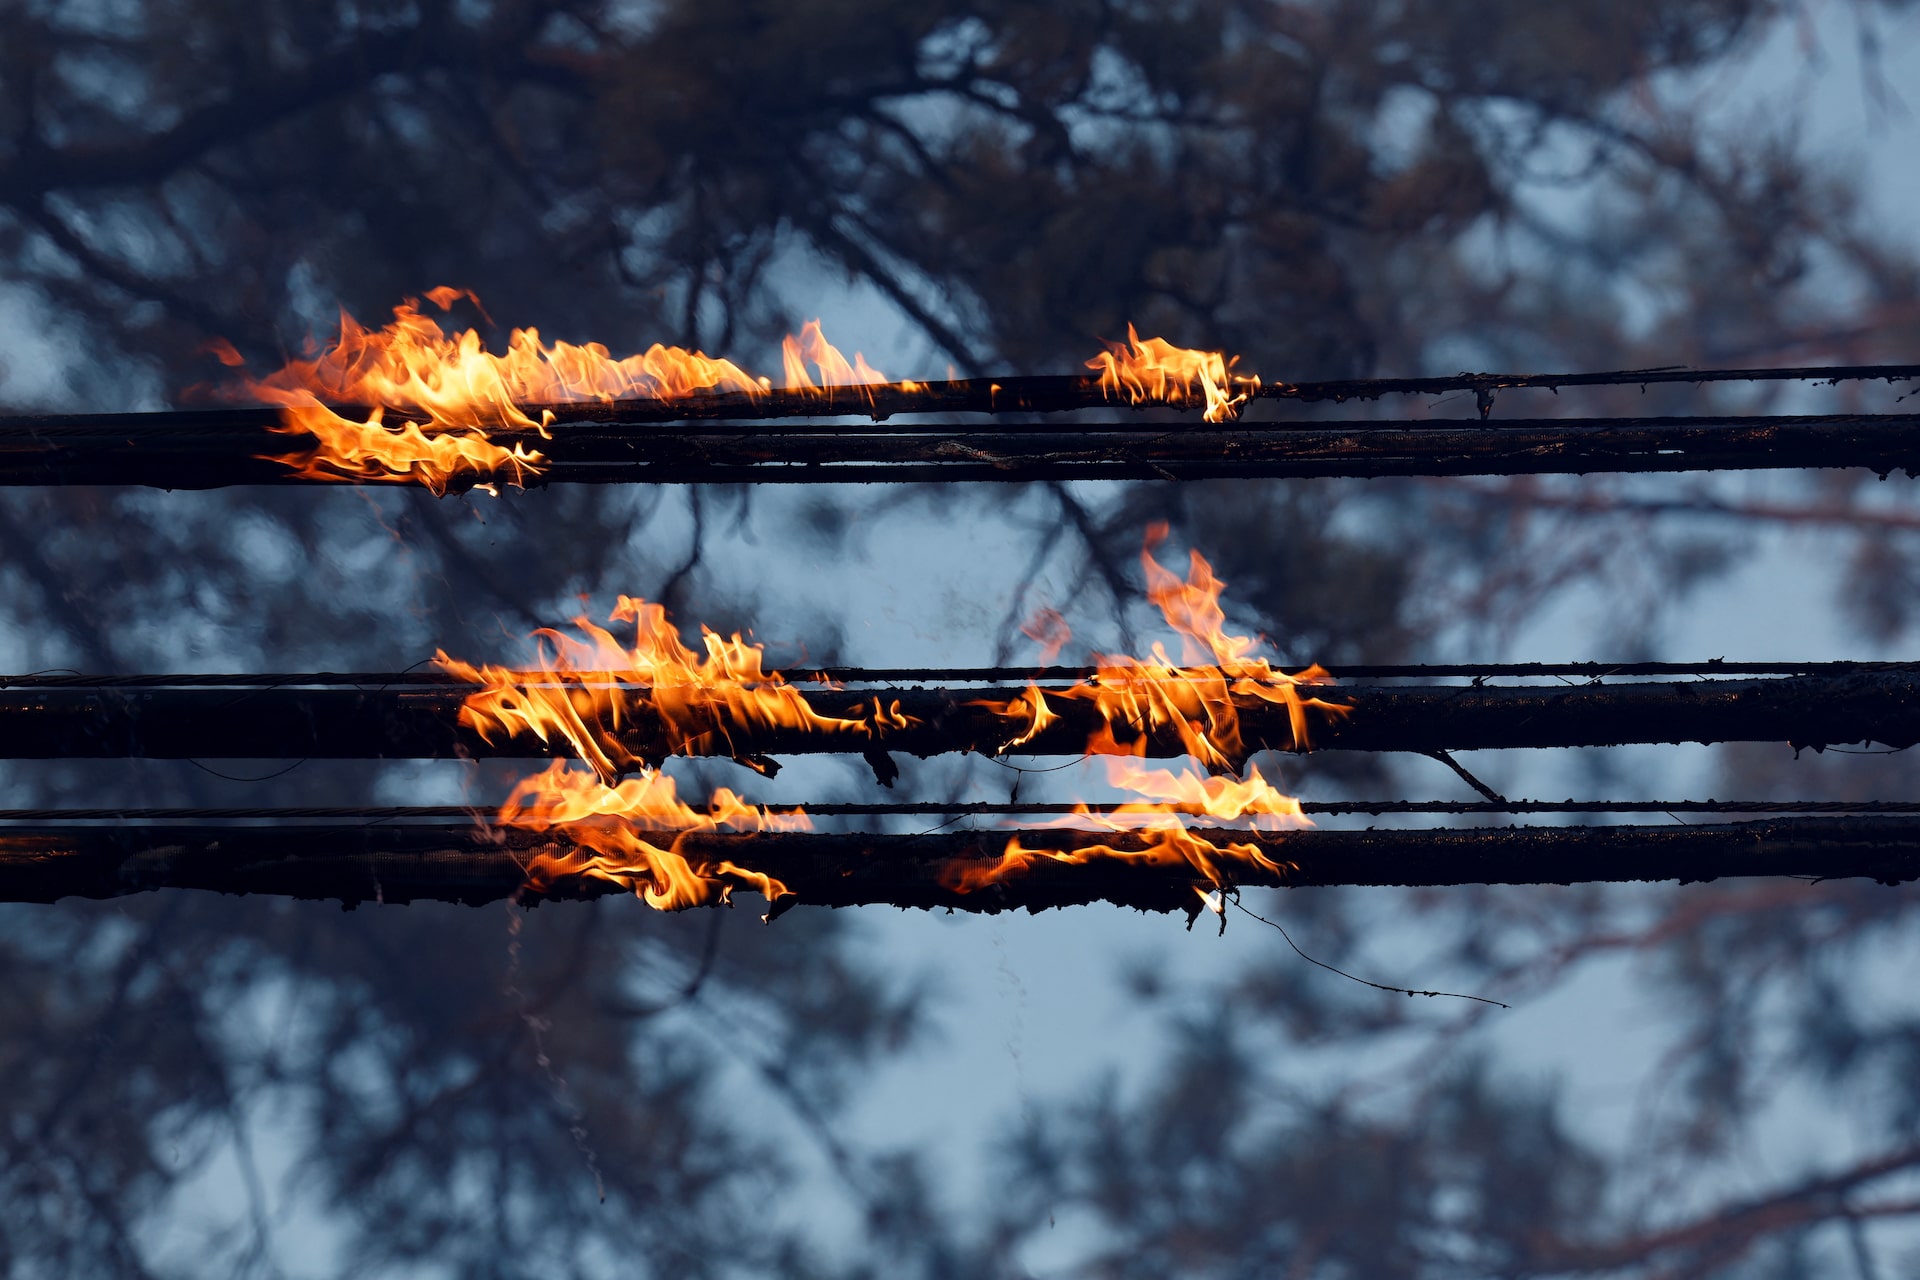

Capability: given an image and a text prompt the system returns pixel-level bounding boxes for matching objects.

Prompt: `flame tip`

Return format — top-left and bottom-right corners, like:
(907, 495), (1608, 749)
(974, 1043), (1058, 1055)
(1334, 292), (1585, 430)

(1087, 326), (1251, 421)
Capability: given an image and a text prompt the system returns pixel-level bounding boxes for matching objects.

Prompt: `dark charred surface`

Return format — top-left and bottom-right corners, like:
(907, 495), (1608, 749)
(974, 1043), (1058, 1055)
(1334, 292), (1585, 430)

(5, 411), (1920, 487)
(0, 672), (1913, 761)
(1, 818), (1915, 911)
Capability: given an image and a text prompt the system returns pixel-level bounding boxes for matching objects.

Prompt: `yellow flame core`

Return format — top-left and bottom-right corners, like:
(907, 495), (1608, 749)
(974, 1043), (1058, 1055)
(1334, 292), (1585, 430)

(438, 526), (1333, 911)
(435, 595), (917, 784)
(990, 524), (1348, 767)
(241, 293), (890, 491)
(500, 760), (807, 910)
(234, 292), (1254, 488)
(1086, 324), (1258, 423)
(781, 319), (889, 392)
(944, 759), (1308, 895)
(958, 524), (1339, 897)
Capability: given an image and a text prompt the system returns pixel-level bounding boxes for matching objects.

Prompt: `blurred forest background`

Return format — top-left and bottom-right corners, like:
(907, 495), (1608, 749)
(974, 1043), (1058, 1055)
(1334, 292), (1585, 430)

(4, 0), (1920, 1275)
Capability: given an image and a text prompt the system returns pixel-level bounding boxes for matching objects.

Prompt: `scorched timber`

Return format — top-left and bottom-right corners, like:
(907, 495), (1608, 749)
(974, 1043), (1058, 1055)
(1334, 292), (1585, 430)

(8, 414), (1920, 487)
(3, 355), (1916, 440)
(4, 671), (1919, 761)
(1, 818), (1917, 911)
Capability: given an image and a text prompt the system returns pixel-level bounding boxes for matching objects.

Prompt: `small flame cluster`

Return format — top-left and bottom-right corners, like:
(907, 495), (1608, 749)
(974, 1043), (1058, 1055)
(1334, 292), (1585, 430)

(240, 288), (769, 493)
(438, 525), (1338, 915)
(945, 764), (1308, 900)
(951, 525), (1339, 911)
(984, 526), (1343, 769)
(435, 595), (912, 782)
(236, 290), (890, 493)
(436, 595), (913, 911)
(222, 291), (1250, 490)
(498, 761), (807, 910)
(1087, 323), (1258, 424)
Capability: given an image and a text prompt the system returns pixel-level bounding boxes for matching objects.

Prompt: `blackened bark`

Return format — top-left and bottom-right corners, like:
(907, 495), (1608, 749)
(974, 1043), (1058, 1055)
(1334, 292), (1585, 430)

(0, 672), (1913, 761)
(7, 410), (1920, 488)
(0, 817), (1914, 912)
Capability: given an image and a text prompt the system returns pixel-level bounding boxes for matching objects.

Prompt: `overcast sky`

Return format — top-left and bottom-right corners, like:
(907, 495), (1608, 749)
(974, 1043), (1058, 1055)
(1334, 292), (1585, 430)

(4, 4), (1919, 1268)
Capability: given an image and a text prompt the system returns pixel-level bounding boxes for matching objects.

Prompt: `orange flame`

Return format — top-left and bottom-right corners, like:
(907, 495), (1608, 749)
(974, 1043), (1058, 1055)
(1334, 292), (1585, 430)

(237, 293), (899, 492)
(991, 524), (1347, 768)
(1087, 324), (1258, 423)
(945, 758), (1308, 896)
(436, 523), (1337, 914)
(435, 595), (915, 783)
(501, 759), (806, 910)
(953, 526), (1338, 902)
(781, 319), (889, 393)
(230, 292), (1259, 488)
(244, 291), (766, 491)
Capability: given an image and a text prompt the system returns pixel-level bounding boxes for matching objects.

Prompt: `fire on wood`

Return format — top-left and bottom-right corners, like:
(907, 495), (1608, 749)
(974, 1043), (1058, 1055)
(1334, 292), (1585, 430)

(218, 289), (1252, 491)
(447, 524), (1324, 916)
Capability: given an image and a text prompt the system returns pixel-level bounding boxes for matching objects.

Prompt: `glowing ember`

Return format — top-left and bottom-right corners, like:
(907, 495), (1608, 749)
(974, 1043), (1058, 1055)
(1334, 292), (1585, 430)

(500, 759), (806, 911)
(1086, 324), (1258, 423)
(434, 594), (915, 783)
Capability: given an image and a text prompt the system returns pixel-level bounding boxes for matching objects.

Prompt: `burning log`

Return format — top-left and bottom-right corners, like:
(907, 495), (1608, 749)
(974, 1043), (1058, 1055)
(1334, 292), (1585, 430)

(8, 538), (1911, 771)
(0, 659), (1904, 685)
(3, 671), (1917, 762)
(0, 817), (1915, 912)
(15, 288), (1914, 488)
(172, 299), (1263, 488)
(6, 799), (1919, 819)
(7, 412), (1920, 488)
